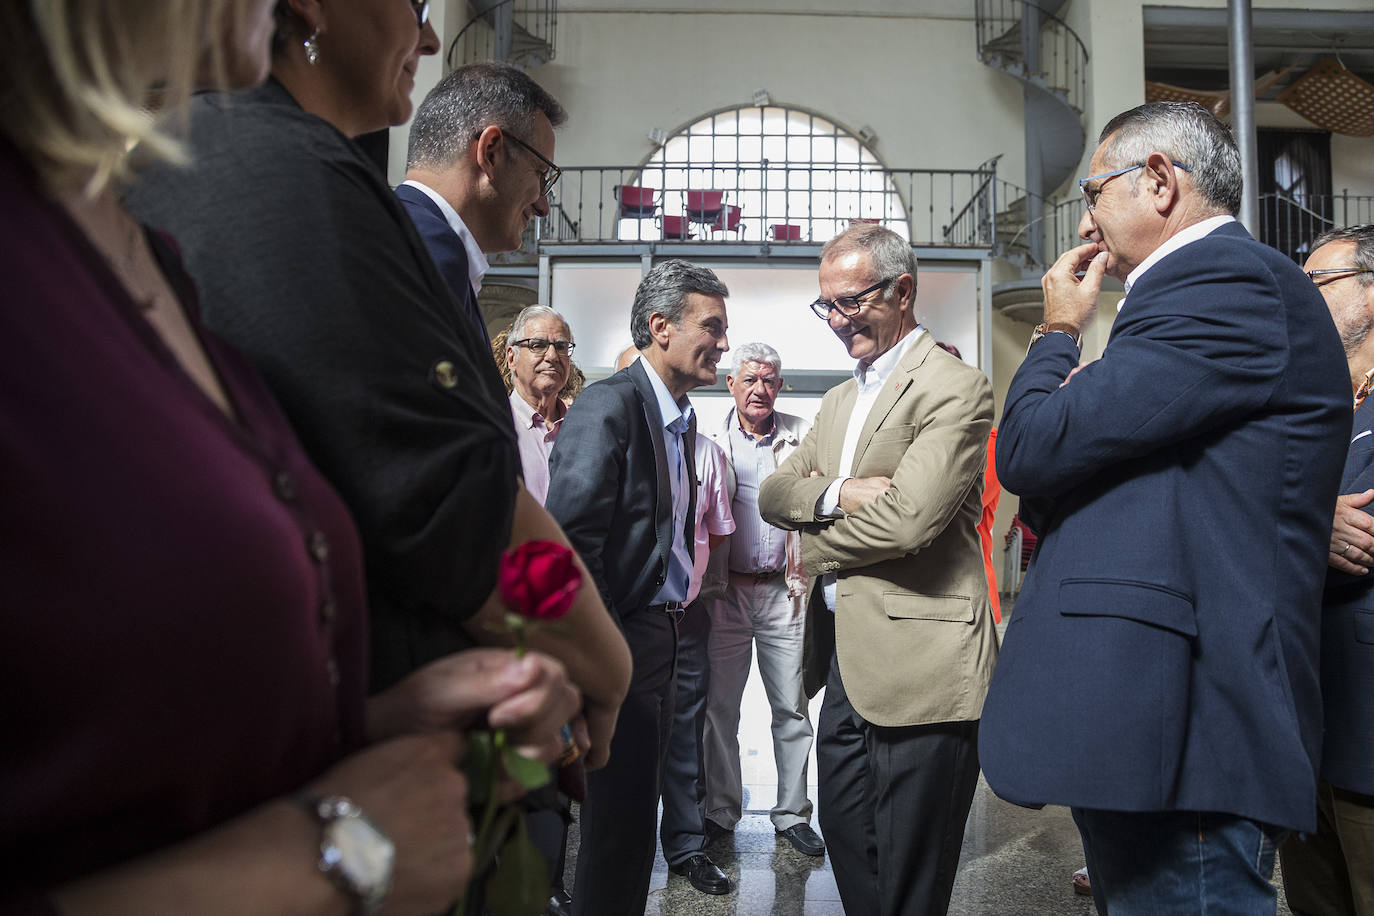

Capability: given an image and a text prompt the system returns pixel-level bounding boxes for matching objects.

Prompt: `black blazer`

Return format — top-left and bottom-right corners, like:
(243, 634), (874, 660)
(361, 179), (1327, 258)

(546, 360), (697, 622)
(1320, 396), (1374, 795)
(394, 182), (491, 346)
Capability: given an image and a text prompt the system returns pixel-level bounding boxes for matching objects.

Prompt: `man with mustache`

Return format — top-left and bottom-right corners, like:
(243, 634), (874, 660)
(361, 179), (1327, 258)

(759, 224), (999, 916)
(701, 342), (823, 859)
(504, 305), (576, 507)
(547, 259), (731, 916)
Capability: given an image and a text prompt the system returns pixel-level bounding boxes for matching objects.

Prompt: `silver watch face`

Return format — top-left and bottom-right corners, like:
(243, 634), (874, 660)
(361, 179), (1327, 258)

(324, 813), (396, 898)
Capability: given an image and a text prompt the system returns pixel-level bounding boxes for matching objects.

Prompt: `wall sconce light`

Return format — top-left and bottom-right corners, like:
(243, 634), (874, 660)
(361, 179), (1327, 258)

(753, 88), (771, 107)
(858, 124), (878, 147)
(647, 127), (668, 146)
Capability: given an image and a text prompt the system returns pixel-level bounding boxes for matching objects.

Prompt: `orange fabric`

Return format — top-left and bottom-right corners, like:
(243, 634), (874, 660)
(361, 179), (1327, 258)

(977, 429), (1002, 622)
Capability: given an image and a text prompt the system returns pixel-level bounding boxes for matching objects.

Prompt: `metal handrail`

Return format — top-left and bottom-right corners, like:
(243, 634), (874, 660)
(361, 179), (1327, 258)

(975, 0), (1088, 114)
(533, 163), (1001, 251)
(447, 0), (557, 69)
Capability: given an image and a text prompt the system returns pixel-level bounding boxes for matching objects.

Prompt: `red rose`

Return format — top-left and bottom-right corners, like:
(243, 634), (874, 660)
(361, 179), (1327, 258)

(498, 540), (582, 621)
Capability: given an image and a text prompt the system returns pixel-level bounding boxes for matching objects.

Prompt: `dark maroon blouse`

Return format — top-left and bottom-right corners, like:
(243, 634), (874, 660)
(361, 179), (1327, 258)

(0, 142), (369, 903)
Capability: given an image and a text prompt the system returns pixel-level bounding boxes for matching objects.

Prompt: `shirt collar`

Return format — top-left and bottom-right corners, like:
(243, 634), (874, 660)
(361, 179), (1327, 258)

(401, 179), (490, 293)
(636, 355), (694, 431)
(508, 390), (562, 428)
(856, 326), (925, 389)
(1123, 214), (1235, 298)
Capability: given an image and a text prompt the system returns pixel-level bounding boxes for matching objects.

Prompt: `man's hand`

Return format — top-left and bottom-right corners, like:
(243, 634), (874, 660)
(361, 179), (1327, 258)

(1330, 489), (1374, 574)
(838, 476), (892, 514)
(1042, 242), (1107, 332)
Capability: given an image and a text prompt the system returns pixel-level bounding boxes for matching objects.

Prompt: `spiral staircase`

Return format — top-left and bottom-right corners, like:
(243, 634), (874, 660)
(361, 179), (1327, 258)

(975, 0), (1089, 319)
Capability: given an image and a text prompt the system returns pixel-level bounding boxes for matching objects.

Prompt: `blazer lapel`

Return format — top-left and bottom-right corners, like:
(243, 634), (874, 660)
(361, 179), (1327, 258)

(628, 362), (673, 553)
(851, 333), (931, 472)
(828, 382), (859, 476)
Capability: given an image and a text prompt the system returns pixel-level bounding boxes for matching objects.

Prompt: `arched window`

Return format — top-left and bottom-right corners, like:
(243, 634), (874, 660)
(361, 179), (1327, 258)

(619, 106), (910, 244)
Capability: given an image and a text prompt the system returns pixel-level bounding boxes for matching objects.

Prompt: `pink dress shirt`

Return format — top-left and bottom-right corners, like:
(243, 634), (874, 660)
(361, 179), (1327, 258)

(510, 390), (565, 505)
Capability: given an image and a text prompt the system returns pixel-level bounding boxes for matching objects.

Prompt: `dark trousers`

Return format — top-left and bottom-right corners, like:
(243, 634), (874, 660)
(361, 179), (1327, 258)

(659, 597), (711, 865)
(571, 607), (678, 916)
(817, 650), (980, 916)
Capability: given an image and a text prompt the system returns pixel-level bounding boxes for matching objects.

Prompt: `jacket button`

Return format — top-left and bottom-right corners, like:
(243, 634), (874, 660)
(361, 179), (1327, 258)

(273, 470), (298, 501)
(308, 531), (330, 562)
(434, 360), (459, 389)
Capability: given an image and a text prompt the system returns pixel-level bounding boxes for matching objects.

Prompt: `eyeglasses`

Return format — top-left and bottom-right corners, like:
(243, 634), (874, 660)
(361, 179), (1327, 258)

(1078, 161), (1192, 212)
(506, 133), (562, 199)
(410, 0), (429, 28)
(809, 277), (895, 319)
(511, 337), (575, 356)
(1307, 267), (1374, 285)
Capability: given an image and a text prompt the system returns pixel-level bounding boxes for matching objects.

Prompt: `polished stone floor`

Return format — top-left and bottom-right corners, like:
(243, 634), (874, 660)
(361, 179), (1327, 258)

(566, 616), (1297, 915)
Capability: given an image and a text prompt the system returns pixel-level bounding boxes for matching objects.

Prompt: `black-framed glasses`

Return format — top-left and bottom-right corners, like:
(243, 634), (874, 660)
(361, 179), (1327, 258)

(1307, 267), (1374, 284)
(410, 0), (429, 27)
(809, 277), (895, 319)
(511, 337), (575, 356)
(506, 133), (562, 198)
(1078, 160), (1192, 212)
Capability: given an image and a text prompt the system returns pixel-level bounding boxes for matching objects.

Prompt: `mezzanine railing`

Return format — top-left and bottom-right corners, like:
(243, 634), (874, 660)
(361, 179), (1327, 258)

(530, 163), (1002, 252)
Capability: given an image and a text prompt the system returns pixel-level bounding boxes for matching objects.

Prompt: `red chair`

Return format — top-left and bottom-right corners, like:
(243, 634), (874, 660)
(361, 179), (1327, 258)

(661, 215), (693, 239)
(711, 205), (742, 235)
(615, 185), (658, 219)
(685, 190), (724, 226)
(771, 224), (802, 242)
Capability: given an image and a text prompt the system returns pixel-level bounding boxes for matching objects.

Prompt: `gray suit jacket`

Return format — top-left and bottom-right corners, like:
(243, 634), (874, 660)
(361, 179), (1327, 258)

(546, 360), (698, 622)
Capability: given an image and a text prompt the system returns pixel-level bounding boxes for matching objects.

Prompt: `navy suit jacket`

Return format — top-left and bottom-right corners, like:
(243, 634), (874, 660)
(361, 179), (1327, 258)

(981, 221), (1350, 832)
(394, 183), (491, 347)
(545, 360), (698, 623)
(1319, 397), (1374, 795)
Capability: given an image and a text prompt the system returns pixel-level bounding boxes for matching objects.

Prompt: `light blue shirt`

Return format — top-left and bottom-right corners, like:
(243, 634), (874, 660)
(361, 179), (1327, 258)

(637, 357), (695, 605)
(725, 417), (787, 575)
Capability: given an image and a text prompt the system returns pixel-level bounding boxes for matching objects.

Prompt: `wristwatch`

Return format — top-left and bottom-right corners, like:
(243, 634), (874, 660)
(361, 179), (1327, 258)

(1029, 321), (1082, 352)
(299, 794), (395, 914)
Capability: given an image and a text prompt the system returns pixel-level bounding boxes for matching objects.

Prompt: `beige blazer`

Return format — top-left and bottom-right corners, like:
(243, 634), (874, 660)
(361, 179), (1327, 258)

(758, 333), (999, 727)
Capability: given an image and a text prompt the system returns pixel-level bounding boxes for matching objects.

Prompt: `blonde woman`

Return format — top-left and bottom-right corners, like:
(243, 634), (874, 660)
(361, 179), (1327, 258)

(0, 2), (582, 913)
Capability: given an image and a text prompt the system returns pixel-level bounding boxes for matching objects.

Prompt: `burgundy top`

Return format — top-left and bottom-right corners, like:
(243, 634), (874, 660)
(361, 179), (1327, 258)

(0, 143), (369, 903)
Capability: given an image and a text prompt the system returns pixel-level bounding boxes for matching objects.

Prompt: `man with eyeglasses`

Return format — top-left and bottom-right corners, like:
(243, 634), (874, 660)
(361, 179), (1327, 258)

(398, 62), (564, 345)
(1279, 225), (1374, 916)
(758, 224), (998, 916)
(547, 259), (731, 916)
(979, 101), (1350, 915)
(505, 305), (577, 506)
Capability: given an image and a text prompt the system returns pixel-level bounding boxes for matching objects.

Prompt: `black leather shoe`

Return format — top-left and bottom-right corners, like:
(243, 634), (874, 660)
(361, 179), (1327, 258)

(670, 853), (731, 894)
(778, 823), (826, 856)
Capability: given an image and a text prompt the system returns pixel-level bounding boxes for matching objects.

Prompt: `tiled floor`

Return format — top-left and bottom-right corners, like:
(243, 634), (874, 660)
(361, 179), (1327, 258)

(567, 618), (1297, 915)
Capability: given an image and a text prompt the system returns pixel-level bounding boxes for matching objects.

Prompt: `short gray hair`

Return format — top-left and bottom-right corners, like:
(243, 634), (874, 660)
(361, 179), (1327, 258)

(1311, 224), (1374, 290)
(819, 224), (918, 303)
(731, 342), (782, 375)
(406, 62), (567, 171)
(1097, 101), (1241, 216)
(629, 260), (729, 349)
(510, 305), (571, 342)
